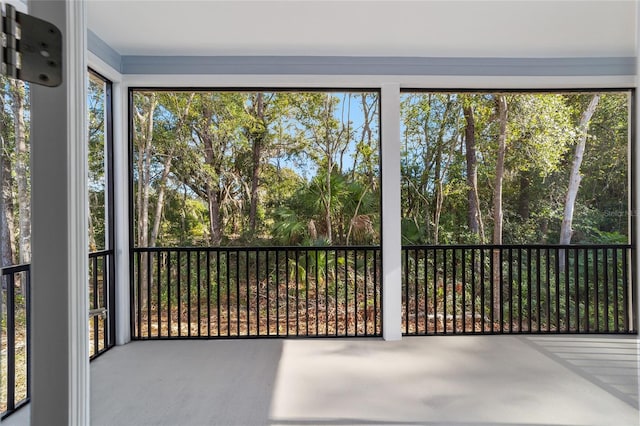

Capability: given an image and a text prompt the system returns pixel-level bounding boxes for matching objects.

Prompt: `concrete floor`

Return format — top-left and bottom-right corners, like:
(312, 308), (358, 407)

(4, 335), (639, 426)
(89, 336), (639, 426)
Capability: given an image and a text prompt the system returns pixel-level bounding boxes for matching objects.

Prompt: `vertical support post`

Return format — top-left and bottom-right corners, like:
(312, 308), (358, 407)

(381, 83), (402, 341)
(628, 19), (640, 333)
(29, 1), (89, 424)
(113, 80), (131, 345)
(633, 6), (640, 400)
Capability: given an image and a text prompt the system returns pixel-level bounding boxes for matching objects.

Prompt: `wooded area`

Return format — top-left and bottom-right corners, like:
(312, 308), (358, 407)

(0, 77), (30, 269)
(400, 91), (629, 246)
(132, 90), (381, 248)
(132, 90), (630, 249)
(0, 87), (631, 264)
(0, 72), (110, 266)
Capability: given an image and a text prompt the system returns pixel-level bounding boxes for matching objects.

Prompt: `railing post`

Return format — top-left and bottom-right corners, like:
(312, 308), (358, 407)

(381, 83), (402, 341)
(6, 272), (15, 412)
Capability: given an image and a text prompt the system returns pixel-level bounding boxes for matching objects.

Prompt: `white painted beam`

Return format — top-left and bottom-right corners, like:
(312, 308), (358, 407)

(381, 83), (402, 341)
(29, 1), (89, 424)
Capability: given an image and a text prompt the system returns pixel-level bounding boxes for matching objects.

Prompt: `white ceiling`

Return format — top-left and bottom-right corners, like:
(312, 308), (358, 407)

(87, 0), (638, 58)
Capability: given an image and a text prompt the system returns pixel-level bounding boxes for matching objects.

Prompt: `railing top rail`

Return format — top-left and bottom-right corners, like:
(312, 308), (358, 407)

(1, 251), (114, 274)
(1, 263), (30, 275)
(133, 244), (632, 252)
(132, 245), (382, 252)
(401, 243), (632, 250)
(89, 249), (114, 258)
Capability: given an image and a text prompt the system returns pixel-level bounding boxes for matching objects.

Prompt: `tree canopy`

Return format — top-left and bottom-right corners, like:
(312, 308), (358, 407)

(130, 89), (629, 249)
(132, 90), (381, 247)
(400, 91), (629, 246)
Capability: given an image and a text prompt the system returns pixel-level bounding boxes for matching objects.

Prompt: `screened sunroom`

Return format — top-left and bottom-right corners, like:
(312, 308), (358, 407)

(1, 1), (639, 425)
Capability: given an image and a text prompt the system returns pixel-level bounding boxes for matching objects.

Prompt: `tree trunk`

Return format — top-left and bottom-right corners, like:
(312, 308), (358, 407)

(149, 154), (172, 247)
(558, 95), (600, 274)
(10, 80), (29, 264)
(346, 185), (370, 245)
(249, 93), (264, 234)
(492, 95), (508, 325)
(207, 184), (221, 245)
(434, 147), (443, 244)
(360, 94), (375, 180)
(432, 98), (453, 244)
(202, 128), (222, 246)
(149, 92), (192, 247)
(140, 112), (153, 248)
(0, 134), (15, 268)
(463, 104), (485, 243)
(88, 198), (97, 251)
(135, 93), (156, 249)
(134, 93), (156, 314)
(324, 161), (333, 244)
(493, 96), (508, 246)
(518, 173), (530, 221)
(324, 193), (332, 243)
(136, 140), (144, 244)
(323, 93), (335, 243)
(560, 94), (600, 245)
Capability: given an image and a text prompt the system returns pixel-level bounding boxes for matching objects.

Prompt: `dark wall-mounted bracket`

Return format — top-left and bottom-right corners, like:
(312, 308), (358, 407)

(1, 2), (62, 87)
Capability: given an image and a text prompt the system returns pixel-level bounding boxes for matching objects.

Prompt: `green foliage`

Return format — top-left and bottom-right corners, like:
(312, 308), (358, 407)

(130, 89), (629, 249)
(400, 91), (630, 245)
(0, 76), (32, 263)
(88, 74), (107, 250)
(506, 93), (574, 176)
(272, 207), (307, 245)
(132, 91), (381, 248)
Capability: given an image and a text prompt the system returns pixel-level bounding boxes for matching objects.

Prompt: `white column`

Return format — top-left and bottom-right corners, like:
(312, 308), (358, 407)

(114, 80), (131, 345)
(381, 83), (402, 341)
(629, 2), (640, 406)
(29, 1), (89, 424)
(629, 4), (640, 334)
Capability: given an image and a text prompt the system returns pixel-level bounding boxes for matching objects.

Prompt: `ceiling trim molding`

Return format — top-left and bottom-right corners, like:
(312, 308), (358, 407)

(88, 29), (122, 73)
(121, 56), (636, 77)
(86, 29), (636, 78)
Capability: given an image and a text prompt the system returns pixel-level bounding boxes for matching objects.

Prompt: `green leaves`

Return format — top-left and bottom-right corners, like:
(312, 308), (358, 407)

(132, 91), (381, 247)
(400, 91), (630, 245)
(506, 94), (574, 176)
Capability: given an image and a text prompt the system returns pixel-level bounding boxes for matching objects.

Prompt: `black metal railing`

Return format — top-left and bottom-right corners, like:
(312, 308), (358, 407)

(89, 250), (116, 359)
(1, 263), (30, 419)
(131, 246), (382, 339)
(1, 250), (115, 418)
(402, 244), (635, 335)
